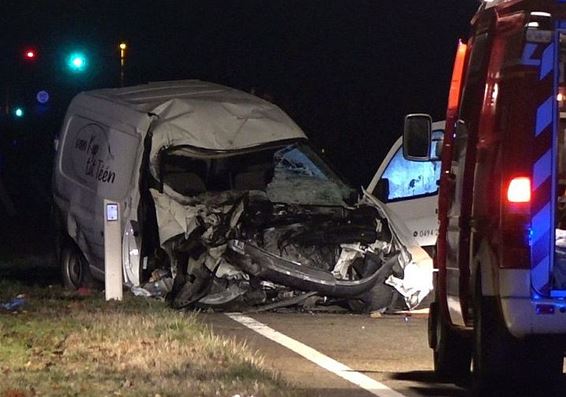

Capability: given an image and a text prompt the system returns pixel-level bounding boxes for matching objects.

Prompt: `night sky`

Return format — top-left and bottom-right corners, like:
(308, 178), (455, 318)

(0, 1), (478, 229)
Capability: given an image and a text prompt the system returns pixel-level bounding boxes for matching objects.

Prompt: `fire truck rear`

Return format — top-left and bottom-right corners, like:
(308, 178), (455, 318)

(404, 0), (566, 387)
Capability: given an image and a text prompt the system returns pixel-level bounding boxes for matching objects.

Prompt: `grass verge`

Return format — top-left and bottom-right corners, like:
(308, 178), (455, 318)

(0, 259), (301, 397)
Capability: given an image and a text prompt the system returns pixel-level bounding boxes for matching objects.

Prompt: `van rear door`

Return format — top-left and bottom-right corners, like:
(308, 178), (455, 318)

(527, 25), (566, 299)
(552, 31), (566, 296)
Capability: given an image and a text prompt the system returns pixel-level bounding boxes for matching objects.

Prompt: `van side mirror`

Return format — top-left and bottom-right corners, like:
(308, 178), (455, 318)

(431, 129), (445, 161)
(403, 114), (432, 161)
(374, 178), (390, 202)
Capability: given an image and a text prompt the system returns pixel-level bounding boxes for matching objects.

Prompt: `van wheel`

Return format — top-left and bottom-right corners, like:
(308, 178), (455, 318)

(471, 293), (563, 393)
(60, 243), (93, 289)
(430, 301), (472, 380)
(470, 276), (557, 391)
(473, 278), (531, 395)
(472, 293), (511, 391)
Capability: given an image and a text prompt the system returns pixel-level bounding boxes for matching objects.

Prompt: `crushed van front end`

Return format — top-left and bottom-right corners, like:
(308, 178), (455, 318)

(135, 139), (432, 313)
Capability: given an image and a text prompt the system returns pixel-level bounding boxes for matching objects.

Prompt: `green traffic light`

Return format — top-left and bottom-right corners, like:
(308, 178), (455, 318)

(67, 52), (87, 72)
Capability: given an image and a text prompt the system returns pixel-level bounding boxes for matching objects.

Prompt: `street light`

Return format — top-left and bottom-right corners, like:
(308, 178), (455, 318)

(119, 42), (127, 87)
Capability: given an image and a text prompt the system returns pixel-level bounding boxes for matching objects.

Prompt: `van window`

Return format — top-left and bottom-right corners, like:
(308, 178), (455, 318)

(60, 115), (140, 200)
(381, 142), (441, 202)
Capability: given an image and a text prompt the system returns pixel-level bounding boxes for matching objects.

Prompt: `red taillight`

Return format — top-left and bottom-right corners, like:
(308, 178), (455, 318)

(501, 176), (531, 269)
(507, 177), (531, 203)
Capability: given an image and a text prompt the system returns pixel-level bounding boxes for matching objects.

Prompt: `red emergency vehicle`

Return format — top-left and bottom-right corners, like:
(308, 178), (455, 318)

(404, 0), (566, 387)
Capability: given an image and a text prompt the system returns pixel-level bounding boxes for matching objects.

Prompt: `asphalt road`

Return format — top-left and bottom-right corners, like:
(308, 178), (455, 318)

(198, 311), (566, 397)
(199, 311), (469, 397)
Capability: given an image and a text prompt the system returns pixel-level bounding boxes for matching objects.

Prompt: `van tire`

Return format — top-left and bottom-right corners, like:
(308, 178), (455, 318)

(473, 270), (520, 391)
(472, 293), (511, 390)
(471, 292), (564, 393)
(431, 301), (472, 380)
(60, 243), (94, 289)
(470, 275), (562, 391)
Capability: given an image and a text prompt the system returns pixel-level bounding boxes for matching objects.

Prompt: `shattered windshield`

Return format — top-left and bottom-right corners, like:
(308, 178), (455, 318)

(160, 141), (355, 206)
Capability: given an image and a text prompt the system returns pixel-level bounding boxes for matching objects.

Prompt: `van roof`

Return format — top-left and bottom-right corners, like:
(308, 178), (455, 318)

(79, 79), (307, 151)
(89, 80), (262, 110)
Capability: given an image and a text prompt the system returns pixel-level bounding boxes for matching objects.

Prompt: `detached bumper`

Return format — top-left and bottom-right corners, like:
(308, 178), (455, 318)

(227, 239), (393, 298)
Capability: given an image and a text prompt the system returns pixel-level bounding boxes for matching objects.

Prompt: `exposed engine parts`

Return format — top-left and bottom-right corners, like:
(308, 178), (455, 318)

(137, 190), (418, 313)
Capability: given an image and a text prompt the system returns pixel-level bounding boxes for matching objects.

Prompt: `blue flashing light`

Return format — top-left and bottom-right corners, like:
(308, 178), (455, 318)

(36, 90), (49, 104)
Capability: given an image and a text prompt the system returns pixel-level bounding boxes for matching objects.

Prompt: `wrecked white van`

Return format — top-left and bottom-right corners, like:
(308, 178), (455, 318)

(52, 80), (432, 312)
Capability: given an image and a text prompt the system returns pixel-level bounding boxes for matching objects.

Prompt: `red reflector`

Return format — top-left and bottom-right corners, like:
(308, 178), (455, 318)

(536, 304), (555, 315)
(507, 177), (531, 203)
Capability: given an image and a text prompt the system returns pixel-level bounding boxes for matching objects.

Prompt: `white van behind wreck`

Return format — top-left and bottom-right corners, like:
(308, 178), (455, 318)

(52, 80), (432, 312)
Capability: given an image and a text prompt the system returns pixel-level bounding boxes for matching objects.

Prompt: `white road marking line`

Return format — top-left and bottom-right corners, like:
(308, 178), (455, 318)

(226, 313), (407, 397)
(397, 308), (429, 315)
